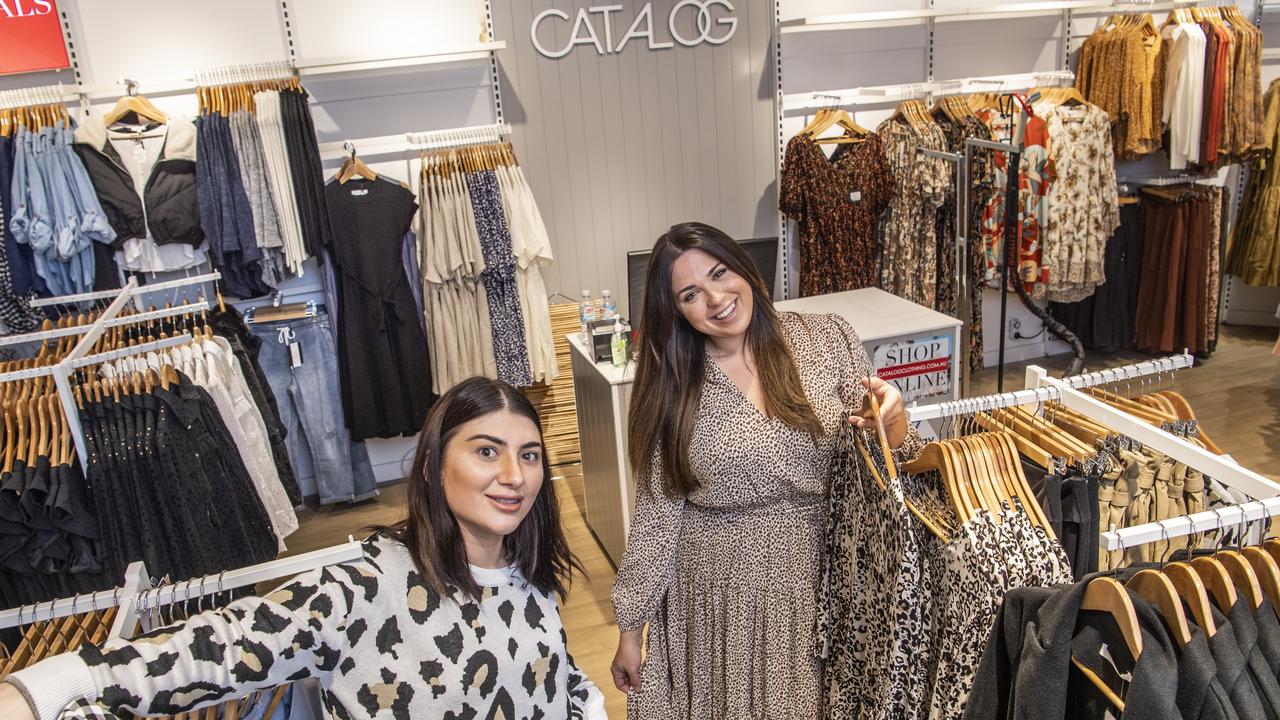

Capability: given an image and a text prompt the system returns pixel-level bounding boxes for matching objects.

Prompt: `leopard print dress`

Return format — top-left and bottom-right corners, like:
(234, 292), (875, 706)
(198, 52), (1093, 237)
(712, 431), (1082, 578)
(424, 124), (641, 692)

(611, 312), (925, 720)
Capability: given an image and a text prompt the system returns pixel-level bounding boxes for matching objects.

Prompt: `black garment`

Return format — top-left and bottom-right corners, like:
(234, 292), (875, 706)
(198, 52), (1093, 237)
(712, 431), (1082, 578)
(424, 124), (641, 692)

(964, 577), (1183, 720)
(194, 113), (271, 299)
(77, 376), (277, 586)
(73, 117), (204, 249)
(1027, 464), (1100, 581)
(1199, 603), (1271, 720)
(209, 304), (300, 506)
(1255, 598), (1280, 683)
(324, 178), (434, 440)
(1050, 203), (1145, 352)
(1172, 622), (1244, 720)
(1222, 598), (1280, 718)
(279, 88), (332, 259)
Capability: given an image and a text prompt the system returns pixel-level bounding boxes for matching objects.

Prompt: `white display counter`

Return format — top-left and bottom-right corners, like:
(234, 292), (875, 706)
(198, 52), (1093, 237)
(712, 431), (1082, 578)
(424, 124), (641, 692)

(570, 288), (961, 566)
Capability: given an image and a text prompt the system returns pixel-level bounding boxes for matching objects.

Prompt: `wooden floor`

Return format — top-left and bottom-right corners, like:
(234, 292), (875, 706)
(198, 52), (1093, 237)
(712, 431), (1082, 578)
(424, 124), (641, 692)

(282, 323), (1279, 718)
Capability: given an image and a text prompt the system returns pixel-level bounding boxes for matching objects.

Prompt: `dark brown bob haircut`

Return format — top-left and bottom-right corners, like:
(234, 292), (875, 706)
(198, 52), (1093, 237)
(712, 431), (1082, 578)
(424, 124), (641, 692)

(380, 377), (582, 600)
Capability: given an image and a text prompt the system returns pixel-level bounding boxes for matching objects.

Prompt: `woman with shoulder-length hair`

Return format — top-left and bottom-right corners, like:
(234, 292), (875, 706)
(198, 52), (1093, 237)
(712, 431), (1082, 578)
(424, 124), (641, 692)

(1, 377), (606, 720)
(609, 222), (924, 718)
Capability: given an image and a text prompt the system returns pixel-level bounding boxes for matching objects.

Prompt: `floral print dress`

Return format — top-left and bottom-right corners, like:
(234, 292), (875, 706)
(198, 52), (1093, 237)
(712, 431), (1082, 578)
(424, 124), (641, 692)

(781, 133), (895, 297)
(977, 109), (1056, 299)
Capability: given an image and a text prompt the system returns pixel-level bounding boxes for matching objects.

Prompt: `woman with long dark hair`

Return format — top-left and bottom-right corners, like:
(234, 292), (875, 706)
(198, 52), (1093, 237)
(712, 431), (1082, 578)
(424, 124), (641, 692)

(1, 377), (605, 720)
(609, 222), (923, 717)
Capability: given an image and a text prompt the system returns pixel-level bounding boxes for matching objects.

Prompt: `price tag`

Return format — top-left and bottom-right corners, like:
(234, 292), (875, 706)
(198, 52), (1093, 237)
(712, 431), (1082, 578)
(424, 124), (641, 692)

(289, 341), (304, 368)
(849, 189), (862, 203)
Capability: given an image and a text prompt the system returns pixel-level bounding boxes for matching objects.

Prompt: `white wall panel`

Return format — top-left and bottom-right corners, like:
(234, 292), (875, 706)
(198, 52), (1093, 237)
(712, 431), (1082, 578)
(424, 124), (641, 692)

(289, 0), (485, 63)
(60, 0), (287, 87)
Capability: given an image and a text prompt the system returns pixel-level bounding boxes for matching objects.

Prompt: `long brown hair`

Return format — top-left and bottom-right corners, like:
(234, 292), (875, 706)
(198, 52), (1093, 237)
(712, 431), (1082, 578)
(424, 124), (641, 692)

(629, 222), (822, 497)
(379, 377), (582, 600)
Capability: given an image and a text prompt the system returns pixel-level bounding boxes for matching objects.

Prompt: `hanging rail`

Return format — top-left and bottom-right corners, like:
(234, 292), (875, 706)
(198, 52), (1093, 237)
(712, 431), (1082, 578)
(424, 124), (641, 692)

(0, 562), (150, 632)
(781, 0), (1209, 33)
(1028, 366), (1280, 502)
(317, 123), (514, 161)
(906, 352), (1194, 421)
(0, 537), (362, 633)
(1101, 498), (1280, 552)
(785, 71), (1075, 113)
(117, 538), (363, 638)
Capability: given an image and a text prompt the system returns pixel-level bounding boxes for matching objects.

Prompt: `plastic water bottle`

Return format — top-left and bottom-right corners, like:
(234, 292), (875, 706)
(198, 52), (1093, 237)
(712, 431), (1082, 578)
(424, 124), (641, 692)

(601, 290), (618, 321)
(579, 290), (597, 341)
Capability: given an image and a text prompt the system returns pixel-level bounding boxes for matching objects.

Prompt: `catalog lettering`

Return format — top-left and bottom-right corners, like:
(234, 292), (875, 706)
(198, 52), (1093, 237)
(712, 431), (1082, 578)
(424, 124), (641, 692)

(531, 1), (738, 59)
(0, 0), (53, 18)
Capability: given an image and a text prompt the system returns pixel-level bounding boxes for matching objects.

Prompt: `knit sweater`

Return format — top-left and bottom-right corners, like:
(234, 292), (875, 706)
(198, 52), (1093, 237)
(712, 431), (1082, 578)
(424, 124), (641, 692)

(8, 537), (606, 720)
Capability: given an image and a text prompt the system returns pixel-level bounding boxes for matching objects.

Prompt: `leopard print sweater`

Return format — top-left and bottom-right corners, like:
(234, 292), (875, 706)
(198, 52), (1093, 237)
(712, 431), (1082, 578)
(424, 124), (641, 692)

(8, 536), (606, 720)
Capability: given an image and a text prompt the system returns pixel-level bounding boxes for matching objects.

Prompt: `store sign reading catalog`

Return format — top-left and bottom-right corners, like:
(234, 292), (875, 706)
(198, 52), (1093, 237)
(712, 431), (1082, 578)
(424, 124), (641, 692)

(531, 1), (738, 59)
(872, 335), (953, 403)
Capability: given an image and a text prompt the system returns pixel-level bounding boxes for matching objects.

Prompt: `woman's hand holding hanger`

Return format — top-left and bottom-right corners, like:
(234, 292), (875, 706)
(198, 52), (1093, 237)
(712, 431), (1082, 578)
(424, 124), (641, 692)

(849, 376), (909, 451)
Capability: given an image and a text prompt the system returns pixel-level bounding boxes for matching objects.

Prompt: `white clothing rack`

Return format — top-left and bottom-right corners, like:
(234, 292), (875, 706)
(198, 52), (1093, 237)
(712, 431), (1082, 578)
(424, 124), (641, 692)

(781, 0), (1212, 33)
(30, 273), (221, 310)
(0, 562), (149, 632)
(0, 274), (220, 466)
(0, 538), (362, 634)
(909, 353), (1280, 551)
(67, 334), (195, 370)
(1100, 498), (1280, 552)
(317, 123), (514, 161)
(785, 71), (1075, 114)
(192, 61), (296, 88)
(0, 83), (79, 111)
(906, 353), (1195, 422)
(120, 538), (363, 638)
(1028, 366), (1280, 507)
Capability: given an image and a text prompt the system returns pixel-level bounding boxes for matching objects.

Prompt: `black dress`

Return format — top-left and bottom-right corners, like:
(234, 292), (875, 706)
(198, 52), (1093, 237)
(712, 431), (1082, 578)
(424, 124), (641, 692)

(324, 178), (434, 440)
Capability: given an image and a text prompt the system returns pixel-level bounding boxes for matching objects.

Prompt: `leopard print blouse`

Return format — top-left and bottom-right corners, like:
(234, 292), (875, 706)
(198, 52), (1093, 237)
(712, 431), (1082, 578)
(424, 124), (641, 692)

(9, 536), (605, 720)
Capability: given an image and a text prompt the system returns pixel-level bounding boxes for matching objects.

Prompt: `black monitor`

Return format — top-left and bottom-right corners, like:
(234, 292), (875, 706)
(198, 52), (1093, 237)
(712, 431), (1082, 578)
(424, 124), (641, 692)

(626, 236), (779, 321)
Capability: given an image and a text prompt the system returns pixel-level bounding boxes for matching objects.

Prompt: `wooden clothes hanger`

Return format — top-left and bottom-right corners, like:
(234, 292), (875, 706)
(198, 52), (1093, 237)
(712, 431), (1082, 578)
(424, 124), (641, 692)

(1192, 555), (1239, 610)
(1072, 576), (1143, 712)
(1127, 569), (1193, 647)
(104, 88), (168, 126)
(337, 146), (377, 184)
(1242, 547), (1280, 618)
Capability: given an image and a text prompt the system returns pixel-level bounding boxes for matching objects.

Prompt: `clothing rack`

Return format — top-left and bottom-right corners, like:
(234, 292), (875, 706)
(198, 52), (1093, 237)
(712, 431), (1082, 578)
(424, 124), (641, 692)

(1027, 365), (1280, 504)
(0, 537), (362, 636)
(910, 352), (1280, 547)
(192, 61), (296, 88)
(907, 353), (1194, 422)
(0, 562), (149, 632)
(0, 274), (221, 466)
(1120, 173), (1216, 188)
(29, 272), (222, 310)
(316, 123), (514, 161)
(1100, 498), (1280, 552)
(785, 71), (1076, 113)
(782, 0), (1228, 33)
(117, 538), (362, 638)
(0, 84), (76, 111)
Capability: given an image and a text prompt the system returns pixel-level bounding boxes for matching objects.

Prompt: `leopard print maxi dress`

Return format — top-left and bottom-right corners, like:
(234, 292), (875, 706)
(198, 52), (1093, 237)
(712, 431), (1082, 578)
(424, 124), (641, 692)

(611, 312), (924, 719)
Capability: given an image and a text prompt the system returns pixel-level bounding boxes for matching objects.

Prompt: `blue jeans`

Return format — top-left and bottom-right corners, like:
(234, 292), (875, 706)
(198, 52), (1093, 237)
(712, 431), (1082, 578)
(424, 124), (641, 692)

(251, 311), (377, 505)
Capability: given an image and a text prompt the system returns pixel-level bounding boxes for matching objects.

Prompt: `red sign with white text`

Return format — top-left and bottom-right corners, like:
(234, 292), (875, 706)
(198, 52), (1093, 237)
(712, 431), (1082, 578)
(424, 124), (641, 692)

(0, 0), (69, 76)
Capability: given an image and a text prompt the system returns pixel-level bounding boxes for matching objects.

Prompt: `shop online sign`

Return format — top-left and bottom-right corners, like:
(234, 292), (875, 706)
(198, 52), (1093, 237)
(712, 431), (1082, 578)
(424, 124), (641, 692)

(873, 335), (953, 403)
(0, 0), (69, 75)
(532, 1), (738, 59)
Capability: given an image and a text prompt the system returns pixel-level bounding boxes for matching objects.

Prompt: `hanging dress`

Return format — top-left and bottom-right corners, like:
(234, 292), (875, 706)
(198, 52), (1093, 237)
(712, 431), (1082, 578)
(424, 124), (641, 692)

(324, 177), (435, 440)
